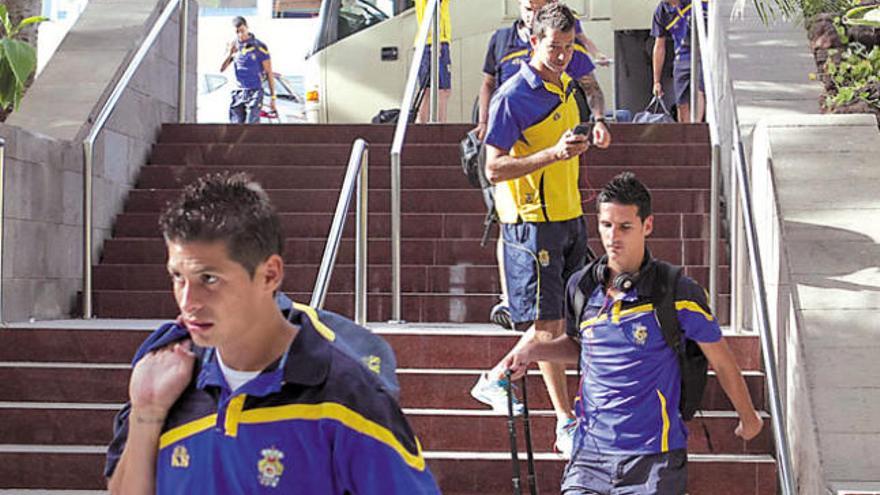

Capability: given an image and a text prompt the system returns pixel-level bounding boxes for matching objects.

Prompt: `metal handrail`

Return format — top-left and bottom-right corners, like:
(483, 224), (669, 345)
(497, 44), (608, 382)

(692, 1), (796, 493)
(389, 0), (441, 322)
(81, 0), (188, 318)
(311, 139), (369, 326)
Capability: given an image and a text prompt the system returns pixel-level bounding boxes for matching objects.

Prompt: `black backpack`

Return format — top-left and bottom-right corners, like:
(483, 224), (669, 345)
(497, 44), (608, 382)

(570, 258), (709, 421)
(459, 130), (497, 247)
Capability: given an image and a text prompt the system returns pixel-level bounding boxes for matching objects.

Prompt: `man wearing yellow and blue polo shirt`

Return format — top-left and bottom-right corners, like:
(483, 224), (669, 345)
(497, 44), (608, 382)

(414, 0), (452, 123)
(504, 173), (763, 494)
(469, 2), (610, 460)
(220, 16), (276, 124)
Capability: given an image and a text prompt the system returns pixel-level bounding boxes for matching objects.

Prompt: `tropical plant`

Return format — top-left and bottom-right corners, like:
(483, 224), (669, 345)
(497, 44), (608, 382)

(825, 42), (880, 108)
(0, 3), (47, 112)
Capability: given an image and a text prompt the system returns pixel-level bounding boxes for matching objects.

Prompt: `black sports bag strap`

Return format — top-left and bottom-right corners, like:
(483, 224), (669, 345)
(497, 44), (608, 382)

(654, 261), (684, 353)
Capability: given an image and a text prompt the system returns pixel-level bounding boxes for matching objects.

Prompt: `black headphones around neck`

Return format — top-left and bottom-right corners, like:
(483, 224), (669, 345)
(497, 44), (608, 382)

(592, 250), (654, 292)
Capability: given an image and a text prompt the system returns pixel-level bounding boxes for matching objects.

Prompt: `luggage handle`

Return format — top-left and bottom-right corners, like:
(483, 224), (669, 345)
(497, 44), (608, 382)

(645, 95), (673, 117)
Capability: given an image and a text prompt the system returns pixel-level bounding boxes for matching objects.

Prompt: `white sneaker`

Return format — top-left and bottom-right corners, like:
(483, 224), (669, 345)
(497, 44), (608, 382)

(555, 418), (577, 459)
(470, 372), (524, 416)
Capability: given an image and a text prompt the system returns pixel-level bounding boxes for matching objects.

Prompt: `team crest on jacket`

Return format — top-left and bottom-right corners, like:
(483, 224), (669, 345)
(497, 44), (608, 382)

(171, 445), (189, 468)
(632, 323), (648, 345)
(258, 447), (285, 487)
(538, 249), (550, 267)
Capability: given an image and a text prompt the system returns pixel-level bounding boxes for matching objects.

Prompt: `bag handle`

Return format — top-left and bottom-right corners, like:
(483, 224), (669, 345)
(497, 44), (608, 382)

(646, 95), (673, 117)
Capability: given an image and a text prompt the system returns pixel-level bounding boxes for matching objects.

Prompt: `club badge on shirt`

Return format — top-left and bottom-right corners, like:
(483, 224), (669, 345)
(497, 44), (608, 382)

(632, 323), (648, 345)
(258, 447), (285, 488)
(171, 445), (190, 468)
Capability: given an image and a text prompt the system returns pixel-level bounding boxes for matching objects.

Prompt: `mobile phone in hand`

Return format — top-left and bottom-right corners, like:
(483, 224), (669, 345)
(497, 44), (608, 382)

(573, 123), (594, 145)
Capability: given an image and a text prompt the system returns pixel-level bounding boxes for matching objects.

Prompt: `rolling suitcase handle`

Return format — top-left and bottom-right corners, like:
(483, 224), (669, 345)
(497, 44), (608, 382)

(505, 370), (538, 495)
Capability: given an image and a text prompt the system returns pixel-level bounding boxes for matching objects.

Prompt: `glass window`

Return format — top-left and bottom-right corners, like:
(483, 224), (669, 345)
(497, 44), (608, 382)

(273, 0), (321, 18)
(337, 0), (389, 41)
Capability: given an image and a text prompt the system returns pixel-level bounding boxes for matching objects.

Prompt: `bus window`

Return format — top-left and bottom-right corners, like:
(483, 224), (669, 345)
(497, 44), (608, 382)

(337, 0), (389, 41)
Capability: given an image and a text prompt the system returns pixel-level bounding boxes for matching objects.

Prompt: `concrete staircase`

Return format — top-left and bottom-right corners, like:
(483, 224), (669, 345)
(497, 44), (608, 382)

(0, 123), (777, 493)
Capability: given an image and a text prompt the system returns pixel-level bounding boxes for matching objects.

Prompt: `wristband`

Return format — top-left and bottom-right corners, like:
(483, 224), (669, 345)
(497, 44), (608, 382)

(271, 95), (277, 100)
(595, 117), (606, 123)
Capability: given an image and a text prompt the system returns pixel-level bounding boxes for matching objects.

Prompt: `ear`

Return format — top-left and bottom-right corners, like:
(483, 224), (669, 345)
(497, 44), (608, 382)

(642, 215), (654, 238)
(258, 254), (285, 293)
(529, 33), (539, 49)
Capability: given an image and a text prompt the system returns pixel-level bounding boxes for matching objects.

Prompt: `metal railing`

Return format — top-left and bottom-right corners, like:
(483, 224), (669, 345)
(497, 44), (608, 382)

(311, 139), (369, 326)
(81, 0), (189, 318)
(389, 0), (441, 322)
(692, 1), (796, 493)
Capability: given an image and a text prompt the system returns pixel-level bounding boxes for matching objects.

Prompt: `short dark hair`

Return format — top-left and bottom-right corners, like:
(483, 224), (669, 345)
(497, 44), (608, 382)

(159, 172), (284, 277)
(532, 3), (577, 39)
(596, 172), (653, 220)
(232, 16), (248, 28)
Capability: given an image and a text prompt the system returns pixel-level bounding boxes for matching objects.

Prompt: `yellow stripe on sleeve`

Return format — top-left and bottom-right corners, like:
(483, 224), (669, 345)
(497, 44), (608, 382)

(292, 302), (337, 341)
(675, 300), (715, 321)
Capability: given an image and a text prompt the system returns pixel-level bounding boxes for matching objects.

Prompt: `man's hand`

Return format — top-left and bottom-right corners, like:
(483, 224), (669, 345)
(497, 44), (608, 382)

(269, 98), (278, 113)
(501, 345), (534, 381)
(734, 409), (763, 441)
(129, 340), (196, 420)
(652, 81), (664, 97)
(592, 121), (611, 149)
(227, 40), (237, 57)
(471, 122), (488, 141)
(553, 130), (589, 161)
(595, 54), (611, 67)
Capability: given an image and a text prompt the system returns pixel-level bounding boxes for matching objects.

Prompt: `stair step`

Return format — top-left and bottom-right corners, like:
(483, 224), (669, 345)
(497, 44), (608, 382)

(0, 365), (763, 411)
(92, 262), (732, 296)
(89, 290), (731, 324)
(148, 143), (709, 167)
(136, 165), (711, 190)
(157, 123), (710, 145)
(99, 237), (727, 266)
(0, 403), (770, 455)
(122, 188), (712, 214)
(112, 211), (715, 239)
(0, 325), (758, 370)
(0, 447), (773, 493)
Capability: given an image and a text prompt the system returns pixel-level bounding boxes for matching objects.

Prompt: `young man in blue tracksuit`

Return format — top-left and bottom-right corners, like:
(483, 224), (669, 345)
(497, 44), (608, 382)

(503, 172), (763, 494)
(651, 0), (708, 122)
(220, 16), (276, 123)
(105, 172), (439, 494)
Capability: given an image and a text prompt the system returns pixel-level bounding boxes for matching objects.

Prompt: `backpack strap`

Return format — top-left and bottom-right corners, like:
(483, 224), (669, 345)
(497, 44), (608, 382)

(653, 261), (684, 355)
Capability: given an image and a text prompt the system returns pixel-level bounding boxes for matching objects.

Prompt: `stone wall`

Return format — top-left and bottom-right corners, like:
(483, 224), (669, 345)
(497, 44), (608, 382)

(0, 0), (197, 321)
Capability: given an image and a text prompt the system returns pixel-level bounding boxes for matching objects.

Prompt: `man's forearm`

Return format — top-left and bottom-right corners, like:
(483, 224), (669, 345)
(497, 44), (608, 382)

(485, 145), (559, 184)
(578, 73), (605, 119)
(107, 408), (165, 495)
(652, 39), (666, 84)
(528, 335), (580, 364)
(220, 55), (232, 73)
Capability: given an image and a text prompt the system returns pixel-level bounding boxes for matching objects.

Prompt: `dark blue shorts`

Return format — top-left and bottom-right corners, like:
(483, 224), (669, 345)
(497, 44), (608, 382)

(561, 449), (688, 495)
(673, 58), (704, 106)
(501, 217), (588, 323)
(229, 88), (263, 124)
(418, 42), (452, 90)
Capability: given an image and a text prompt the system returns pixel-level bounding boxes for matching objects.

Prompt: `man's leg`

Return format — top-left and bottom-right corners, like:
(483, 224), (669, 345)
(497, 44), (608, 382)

(229, 90), (245, 123)
(245, 89), (263, 124)
(438, 89), (451, 123)
(612, 450), (687, 495)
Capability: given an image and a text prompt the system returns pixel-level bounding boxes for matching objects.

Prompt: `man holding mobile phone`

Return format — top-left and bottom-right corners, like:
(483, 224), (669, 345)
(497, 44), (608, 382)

(469, 2), (611, 459)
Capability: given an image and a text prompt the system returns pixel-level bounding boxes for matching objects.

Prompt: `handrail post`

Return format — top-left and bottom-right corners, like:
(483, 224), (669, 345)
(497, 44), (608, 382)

(709, 143), (720, 312)
(429, 0), (440, 122)
(390, 150), (403, 322)
(177, 0), (189, 123)
(690, 8), (698, 123)
(82, 141), (94, 319)
(312, 139), (369, 310)
(355, 146), (368, 326)
(0, 138), (5, 322)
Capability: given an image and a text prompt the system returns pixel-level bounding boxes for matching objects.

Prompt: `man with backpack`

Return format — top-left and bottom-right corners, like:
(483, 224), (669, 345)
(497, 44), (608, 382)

(503, 172), (763, 494)
(469, 3), (611, 460)
(105, 172), (439, 494)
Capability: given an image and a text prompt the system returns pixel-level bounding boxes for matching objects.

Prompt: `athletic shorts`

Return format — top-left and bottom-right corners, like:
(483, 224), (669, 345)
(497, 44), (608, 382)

(418, 42), (452, 90)
(501, 217), (588, 323)
(673, 58), (704, 106)
(561, 449), (688, 495)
